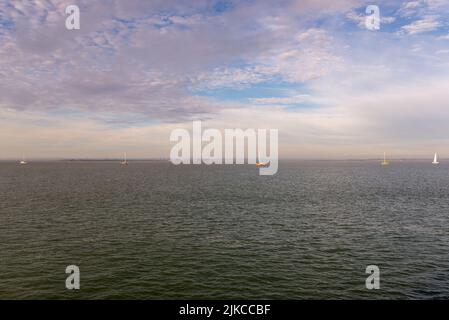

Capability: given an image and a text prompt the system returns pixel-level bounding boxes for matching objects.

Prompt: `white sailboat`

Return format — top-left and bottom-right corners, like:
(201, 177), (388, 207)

(120, 152), (128, 165)
(19, 155), (27, 165)
(432, 153), (439, 165)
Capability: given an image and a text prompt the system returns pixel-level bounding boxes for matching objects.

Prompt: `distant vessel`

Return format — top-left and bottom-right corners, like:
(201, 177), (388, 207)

(256, 161), (269, 167)
(381, 152), (390, 166)
(120, 152), (128, 165)
(432, 153), (440, 165)
(19, 155), (27, 165)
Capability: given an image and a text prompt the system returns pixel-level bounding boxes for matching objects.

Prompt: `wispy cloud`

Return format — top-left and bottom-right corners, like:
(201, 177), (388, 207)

(399, 16), (441, 34)
(1, 0), (449, 158)
(250, 95), (311, 105)
(346, 10), (396, 28)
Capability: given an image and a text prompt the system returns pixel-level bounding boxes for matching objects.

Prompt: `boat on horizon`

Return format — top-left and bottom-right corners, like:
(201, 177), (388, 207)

(381, 152), (390, 166)
(19, 155), (27, 165)
(256, 161), (269, 167)
(432, 153), (440, 165)
(120, 152), (128, 165)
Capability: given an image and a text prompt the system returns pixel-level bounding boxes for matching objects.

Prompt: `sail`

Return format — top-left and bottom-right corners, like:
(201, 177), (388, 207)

(121, 152), (128, 165)
(20, 154), (27, 164)
(433, 153), (439, 164)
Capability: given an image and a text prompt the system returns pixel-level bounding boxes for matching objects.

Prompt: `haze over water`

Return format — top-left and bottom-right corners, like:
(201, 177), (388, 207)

(1, 161), (448, 299)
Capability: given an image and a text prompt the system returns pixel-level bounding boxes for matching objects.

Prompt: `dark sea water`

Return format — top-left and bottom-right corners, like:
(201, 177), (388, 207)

(1, 160), (449, 299)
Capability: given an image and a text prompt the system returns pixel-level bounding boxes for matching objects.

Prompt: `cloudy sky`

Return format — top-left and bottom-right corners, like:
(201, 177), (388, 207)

(1, 0), (449, 159)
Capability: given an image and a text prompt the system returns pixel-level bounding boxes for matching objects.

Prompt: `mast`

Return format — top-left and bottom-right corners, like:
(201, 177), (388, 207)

(121, 152), (128, 165)
(381, 151), (389, 166)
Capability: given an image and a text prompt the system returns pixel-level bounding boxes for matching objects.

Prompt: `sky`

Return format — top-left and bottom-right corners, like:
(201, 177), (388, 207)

(1, 0), (449, 160)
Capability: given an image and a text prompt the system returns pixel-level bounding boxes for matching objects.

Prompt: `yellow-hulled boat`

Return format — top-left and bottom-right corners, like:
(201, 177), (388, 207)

(381, 152), (390, 166)
(256, 162), (269, 167)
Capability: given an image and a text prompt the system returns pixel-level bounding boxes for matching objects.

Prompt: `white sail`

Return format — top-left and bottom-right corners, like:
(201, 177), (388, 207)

(121, 152), (128, 165)
(20, 155), (27, 165)
(432, 153), (439, 165)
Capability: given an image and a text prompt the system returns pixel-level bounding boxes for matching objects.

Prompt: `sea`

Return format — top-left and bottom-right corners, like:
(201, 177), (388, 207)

(1, 160), (448, 299)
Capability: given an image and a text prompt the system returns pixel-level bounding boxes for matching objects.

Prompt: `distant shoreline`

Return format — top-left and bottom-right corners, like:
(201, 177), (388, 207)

(0, 159), (169, 162)
(0, 159), (446, 162)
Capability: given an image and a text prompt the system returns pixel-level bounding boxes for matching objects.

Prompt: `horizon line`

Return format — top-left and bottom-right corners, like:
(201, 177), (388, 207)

(0, 158), (446, 162)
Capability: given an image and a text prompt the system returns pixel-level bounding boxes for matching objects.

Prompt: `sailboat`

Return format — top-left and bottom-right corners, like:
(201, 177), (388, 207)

(120, 152), (128, 165)
(19, 155), (27, 165)
(432, 153), (440, 165)
(381, 152), (390, 166)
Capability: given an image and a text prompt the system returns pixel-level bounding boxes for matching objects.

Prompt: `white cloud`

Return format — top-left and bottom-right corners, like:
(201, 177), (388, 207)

(192, 28), (343, 90)
(399, 16), (441, 34)
(0, 1), (352, 121)
(1, 0), (449, 158)
(346, 11), (396, 28)
(438, 33), (449, 40)
(397, 1), (424, 17)
(5, 74), (449, 160)
(250, 95), (311, 105)
(397, 0), (449, 20)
